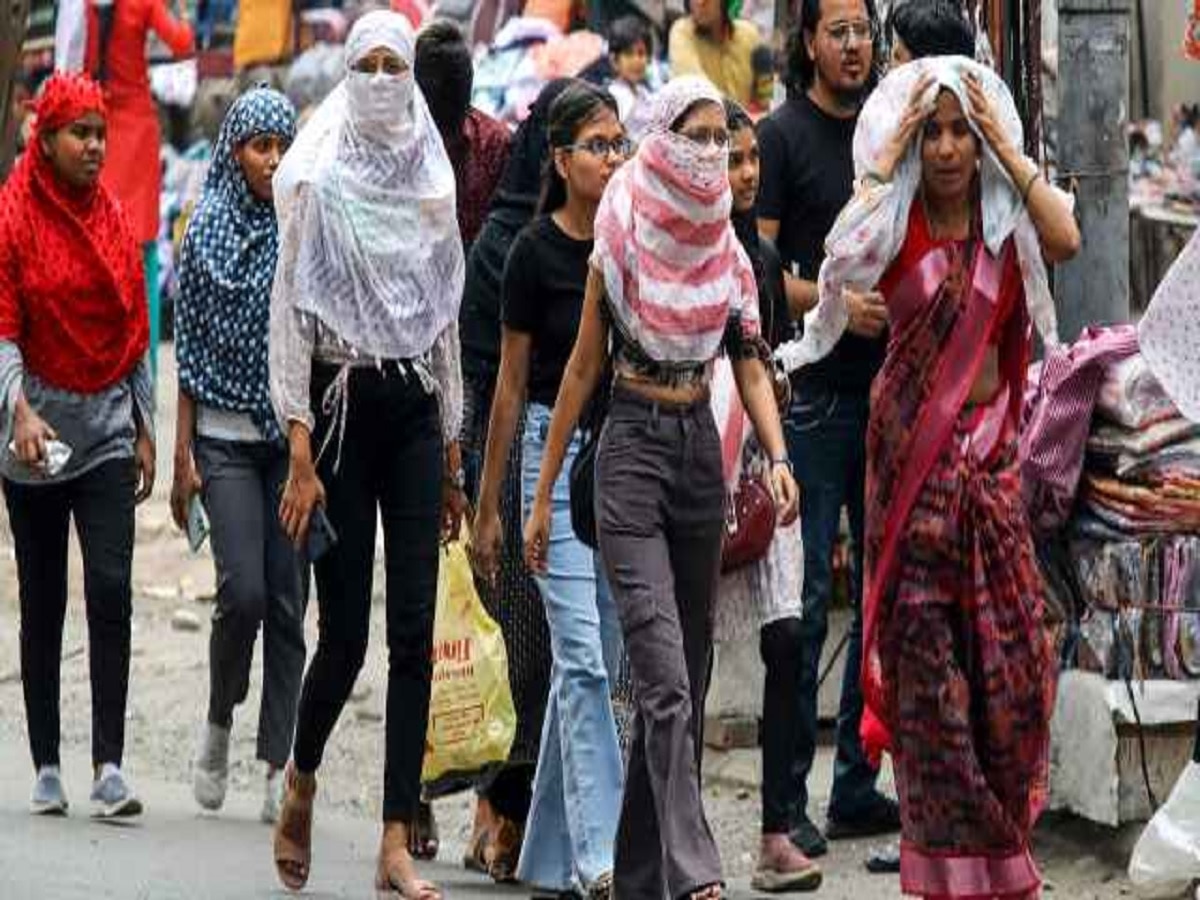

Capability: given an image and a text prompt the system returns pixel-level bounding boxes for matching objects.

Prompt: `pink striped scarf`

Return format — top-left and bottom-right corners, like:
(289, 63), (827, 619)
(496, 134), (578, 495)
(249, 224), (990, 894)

(592, 76), (759, 364)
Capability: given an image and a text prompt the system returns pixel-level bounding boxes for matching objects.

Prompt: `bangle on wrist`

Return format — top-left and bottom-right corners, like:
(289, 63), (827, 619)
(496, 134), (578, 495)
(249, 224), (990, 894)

(862, 169), (890, 187)
(1019, 168), (1042, 204)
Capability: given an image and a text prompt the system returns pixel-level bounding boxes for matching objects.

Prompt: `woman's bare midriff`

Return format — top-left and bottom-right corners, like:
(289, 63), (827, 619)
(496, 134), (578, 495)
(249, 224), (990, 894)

(967, 346), (1001, 405)
(615, 372), (710, 406)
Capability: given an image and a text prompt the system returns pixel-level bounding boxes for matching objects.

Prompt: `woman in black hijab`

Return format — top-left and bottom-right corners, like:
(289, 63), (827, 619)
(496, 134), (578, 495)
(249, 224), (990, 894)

(456, 78), (572, 883)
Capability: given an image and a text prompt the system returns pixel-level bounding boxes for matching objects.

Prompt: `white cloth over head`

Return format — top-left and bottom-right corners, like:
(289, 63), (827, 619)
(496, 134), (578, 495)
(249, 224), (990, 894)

(774, 56), (1062, 375)
(272, 9), (464, 363)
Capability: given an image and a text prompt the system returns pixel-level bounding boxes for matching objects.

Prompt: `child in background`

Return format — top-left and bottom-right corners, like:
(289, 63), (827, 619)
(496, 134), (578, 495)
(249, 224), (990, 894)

(606, 16), (655, 140)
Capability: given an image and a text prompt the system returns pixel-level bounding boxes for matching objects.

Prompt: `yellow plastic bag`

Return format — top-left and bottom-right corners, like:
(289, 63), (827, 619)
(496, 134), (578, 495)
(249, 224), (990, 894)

(421, 535), (516, 784)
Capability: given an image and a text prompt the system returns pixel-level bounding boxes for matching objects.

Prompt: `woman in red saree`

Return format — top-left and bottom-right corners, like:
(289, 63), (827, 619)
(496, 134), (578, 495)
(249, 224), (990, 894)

(777, 57), (1079, 898)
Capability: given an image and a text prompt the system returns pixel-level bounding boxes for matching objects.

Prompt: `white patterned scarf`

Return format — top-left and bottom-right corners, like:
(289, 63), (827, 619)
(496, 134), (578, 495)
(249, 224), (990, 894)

(272, 10), (464, 361)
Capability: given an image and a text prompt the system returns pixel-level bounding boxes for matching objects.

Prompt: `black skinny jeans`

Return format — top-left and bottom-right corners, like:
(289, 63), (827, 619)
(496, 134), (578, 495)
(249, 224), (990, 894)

(5, 457), (136, 770)
(291, 362), (444, 822)
(759, 617), (806, 835)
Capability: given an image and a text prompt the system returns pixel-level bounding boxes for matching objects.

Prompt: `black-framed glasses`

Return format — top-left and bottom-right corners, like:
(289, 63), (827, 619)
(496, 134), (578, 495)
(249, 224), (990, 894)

(679, 126), (730, 149)
(565, 137), (635, 158)
(825, 20), (874, 47)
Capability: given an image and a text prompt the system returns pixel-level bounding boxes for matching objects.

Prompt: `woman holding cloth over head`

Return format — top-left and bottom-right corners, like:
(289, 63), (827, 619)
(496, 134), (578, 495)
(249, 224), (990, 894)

(0, 71), (155, 819)
(775, 57), (1080, 899)
(523, 76), (799, 900)
(171, 85), (303, 825)
(267, 11), (466, 899)
(473, 80), (628, 899)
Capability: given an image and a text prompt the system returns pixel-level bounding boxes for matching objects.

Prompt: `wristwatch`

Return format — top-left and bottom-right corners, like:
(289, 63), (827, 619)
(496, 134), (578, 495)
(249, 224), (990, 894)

(770, 456), (793, 475)
(445, 467), (466, 491)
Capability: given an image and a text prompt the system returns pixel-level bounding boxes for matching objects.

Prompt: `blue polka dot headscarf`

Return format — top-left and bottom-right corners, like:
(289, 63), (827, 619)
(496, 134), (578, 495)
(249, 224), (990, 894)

(176, 87), (297, 442)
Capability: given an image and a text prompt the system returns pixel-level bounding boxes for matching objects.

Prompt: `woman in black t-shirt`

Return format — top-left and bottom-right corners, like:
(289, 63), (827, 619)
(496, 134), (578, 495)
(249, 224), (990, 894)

(472, 82), (631, 898)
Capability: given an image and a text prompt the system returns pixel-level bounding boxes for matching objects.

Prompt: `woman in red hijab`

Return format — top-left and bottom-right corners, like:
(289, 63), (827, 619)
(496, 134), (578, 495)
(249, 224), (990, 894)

(0, 71), (155, 821)
(88, 0), (194, 371)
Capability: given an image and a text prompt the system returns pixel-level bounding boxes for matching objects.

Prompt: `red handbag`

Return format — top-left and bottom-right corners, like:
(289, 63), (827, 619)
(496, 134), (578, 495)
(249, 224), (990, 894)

(721, 474), (776, 573)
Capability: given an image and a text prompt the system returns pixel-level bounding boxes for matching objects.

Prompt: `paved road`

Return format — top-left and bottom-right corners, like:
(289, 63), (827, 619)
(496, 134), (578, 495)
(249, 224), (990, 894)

(0, 744), (772, 900)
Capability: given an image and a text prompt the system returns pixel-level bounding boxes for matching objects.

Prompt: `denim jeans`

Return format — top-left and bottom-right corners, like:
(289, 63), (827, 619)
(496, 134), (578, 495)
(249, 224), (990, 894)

(785, 384), (880, 823)
(517, 403), (624, 890)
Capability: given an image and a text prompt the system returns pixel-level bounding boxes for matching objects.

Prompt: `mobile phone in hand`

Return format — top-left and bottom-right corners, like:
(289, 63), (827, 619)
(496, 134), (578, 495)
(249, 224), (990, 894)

(306, 505), (338, 563)
(187, 494), (209, 553)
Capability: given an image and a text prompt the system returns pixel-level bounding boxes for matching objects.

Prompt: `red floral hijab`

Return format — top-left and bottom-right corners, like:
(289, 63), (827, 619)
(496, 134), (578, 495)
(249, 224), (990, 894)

(0, 72), (147, 394)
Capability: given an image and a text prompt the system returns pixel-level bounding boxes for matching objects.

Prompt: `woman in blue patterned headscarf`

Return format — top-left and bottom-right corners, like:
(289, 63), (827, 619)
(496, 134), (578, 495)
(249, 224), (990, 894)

(170, 86), (304, 826)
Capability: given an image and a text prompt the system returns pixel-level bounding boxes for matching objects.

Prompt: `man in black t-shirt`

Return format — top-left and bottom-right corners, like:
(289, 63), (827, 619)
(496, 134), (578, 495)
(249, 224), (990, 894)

(756, 0), (898, 861)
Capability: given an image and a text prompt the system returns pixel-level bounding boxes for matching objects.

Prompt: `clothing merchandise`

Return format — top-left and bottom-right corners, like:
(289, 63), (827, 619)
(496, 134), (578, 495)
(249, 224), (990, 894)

(667, 17), (761, 106)
(775, 56), (1062, 381)
(449, 108), (511, 247)
(593, 76), (760, 368)
(516, 403), (623, 892)
(501, 215), (593, 406)
(86, 0), (195, 242)
(1140, 227), (1200, 423)
(6, 459), (136, 769)
(177, 88), (297, 444)
(290, 362), (443, 822)
(272, 9), (465, 367)
(757, 92), (883, 394)
(0, 71), (148, 395)
(596, 387), (725, 900)
(195, 438), (306, 767)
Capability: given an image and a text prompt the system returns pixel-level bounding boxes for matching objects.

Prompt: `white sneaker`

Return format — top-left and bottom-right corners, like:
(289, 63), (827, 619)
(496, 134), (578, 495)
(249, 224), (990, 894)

(30, 765), (69, 816)
(261, 766), (285, 824)
(192, 722), (230, 811)
(90, 764), (142, 819)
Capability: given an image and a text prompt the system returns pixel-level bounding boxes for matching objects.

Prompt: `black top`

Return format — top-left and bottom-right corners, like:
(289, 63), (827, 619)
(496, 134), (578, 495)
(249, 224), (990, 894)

(758, 93), (884, 394)
(733, 209), (790, 350)
(501, 215), (593, 406)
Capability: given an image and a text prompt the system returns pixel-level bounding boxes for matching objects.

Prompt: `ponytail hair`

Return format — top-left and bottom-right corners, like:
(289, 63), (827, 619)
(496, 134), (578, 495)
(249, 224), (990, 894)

(537, 80), (618, 215)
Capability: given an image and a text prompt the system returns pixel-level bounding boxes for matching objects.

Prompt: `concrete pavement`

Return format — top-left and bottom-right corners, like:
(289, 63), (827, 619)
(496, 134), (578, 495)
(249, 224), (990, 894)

(0, 743), (777, 900)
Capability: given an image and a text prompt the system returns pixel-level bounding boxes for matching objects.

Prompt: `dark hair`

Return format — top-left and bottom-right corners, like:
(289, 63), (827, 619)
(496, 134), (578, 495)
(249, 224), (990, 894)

(608, 15), (652, 57)
(888, 0), (974, 60)
(1182, 103), (1200, 130)
(538, 81), (619, 214)
(414, 20), (474, 139)
(784, 0), (882, 98)
(724, 97), (753, 133)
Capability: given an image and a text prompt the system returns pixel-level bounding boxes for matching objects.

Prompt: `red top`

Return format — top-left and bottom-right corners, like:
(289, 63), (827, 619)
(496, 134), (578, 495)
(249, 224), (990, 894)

(879, 200), (1020, 344)
(85, 1), (194, 243)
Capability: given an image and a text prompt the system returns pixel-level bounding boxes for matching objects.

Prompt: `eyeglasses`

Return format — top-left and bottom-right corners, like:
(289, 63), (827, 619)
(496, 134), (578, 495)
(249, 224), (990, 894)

(679, 127), (730, 149)
(825, 20), (874, 47)
(565, 137), (636, 158)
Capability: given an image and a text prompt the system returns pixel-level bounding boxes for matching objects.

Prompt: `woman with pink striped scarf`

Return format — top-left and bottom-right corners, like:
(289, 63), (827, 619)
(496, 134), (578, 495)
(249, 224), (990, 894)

(522, 76), (798, 900)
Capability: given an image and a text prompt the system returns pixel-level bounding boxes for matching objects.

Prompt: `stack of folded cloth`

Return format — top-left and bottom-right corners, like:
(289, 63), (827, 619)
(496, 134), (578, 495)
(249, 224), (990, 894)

(1064, 354), (1200, 680)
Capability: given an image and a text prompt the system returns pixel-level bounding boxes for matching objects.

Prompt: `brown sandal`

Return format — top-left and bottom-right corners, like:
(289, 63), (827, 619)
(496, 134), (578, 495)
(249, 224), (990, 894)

(407, 801), (439, 861)
(463, 824), (490, 874)
(487, 816), (522, 884)
(273, 764), (316, 892)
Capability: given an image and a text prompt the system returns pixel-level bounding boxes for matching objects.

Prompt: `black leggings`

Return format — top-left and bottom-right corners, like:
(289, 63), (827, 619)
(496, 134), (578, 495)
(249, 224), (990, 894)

(5, 458), (136, 770)
(291, 363), (444, 823)
(759, 617), (806, 835)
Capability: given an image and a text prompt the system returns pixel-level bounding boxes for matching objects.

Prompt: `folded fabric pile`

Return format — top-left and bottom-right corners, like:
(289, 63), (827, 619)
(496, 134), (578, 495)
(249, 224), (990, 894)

(1059, 353), (1200, 681)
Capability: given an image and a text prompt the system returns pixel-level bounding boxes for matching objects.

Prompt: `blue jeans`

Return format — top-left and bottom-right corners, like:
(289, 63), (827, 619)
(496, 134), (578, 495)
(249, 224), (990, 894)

(517, 404), (624, 890)
(785, 385), (880, 823)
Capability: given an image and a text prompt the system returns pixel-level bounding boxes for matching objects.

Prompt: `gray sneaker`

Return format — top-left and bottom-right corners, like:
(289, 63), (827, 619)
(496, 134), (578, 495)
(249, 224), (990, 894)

(30, 766), (69, 816)
(192, 722), (231, 811)
(90, 765), (143, 819)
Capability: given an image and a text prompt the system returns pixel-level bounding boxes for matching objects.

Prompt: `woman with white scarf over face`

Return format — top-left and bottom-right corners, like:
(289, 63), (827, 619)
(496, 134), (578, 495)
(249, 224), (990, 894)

(267, 12), (465, 899)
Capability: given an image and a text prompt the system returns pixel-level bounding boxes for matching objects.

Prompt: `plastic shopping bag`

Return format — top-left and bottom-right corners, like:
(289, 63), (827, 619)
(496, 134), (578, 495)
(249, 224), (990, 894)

(1128, 709), (1200, 898)
(421, 534), (516, 784)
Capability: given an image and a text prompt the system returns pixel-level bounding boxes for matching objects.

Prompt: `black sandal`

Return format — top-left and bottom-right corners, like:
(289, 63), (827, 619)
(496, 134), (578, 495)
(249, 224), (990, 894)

(408, 801), (439, 861)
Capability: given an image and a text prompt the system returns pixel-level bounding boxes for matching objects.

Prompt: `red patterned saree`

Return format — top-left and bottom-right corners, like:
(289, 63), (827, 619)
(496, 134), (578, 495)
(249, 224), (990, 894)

(862, 204), (1056, 899)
